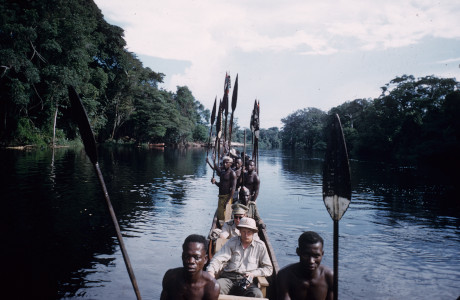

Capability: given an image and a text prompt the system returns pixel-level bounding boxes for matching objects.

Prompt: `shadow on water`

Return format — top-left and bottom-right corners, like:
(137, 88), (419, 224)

(0, 145), (208, 299)
(2, 148), (115, 299)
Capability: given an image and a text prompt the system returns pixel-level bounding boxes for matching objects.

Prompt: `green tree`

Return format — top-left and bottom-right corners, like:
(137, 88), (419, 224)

(281, 107), (327, 150)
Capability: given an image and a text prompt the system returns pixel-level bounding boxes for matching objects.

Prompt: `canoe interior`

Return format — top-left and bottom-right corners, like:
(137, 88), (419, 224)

(206, 207), (279, 299)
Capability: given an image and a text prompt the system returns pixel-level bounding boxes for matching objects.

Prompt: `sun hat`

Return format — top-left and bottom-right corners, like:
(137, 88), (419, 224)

(232, 203), (248, 215)
(237, 217), (258, 232)
(229, 148), (238, 157)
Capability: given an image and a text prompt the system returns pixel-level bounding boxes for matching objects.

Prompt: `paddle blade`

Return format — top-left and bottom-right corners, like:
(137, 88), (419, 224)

(222, 73), (230, 116)
(216, 99), (223, 139)
(323, 114), (351, 221)
(211, 97), (217, 125)
(231, 74), (238, 112)
(68, 86), (98, 164)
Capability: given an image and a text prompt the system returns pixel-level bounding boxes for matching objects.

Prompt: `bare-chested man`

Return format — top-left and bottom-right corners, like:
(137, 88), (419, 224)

(243, 160), (260, 202)
(207, 156), (237, 222)
(276, 231), (333, 300)
(161, 234), (220, 300)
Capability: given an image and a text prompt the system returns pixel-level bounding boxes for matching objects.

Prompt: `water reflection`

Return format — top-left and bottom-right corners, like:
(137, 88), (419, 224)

(1, 147), (459, 300)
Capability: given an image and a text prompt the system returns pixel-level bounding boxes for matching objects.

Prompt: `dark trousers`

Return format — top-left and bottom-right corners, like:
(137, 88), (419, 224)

(217, 272), (263, 298)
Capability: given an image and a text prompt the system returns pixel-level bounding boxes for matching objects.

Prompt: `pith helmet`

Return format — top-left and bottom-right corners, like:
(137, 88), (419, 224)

(237, 217), (258, 232)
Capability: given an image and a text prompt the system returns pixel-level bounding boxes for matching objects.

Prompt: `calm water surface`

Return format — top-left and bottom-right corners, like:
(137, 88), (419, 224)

(1, 146), (459, 299)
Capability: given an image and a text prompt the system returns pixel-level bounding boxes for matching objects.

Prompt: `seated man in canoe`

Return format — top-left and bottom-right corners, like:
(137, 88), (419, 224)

(220, 203), (248, 239)
(276, 231), (333, 300)
(161, 234), (220, 300)
(239, 186), (263, 228)
(207, 218), (273, 298)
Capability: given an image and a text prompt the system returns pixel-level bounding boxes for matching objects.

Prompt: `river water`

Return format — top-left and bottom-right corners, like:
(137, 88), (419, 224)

(1, 146), (459, 299)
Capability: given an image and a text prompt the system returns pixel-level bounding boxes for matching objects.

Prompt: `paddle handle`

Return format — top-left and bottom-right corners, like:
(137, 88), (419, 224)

(333, 220), (338, 300)
(95, 163), (142, 300)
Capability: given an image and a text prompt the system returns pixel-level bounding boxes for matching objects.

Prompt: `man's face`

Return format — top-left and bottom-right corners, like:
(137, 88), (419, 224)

(224, 159), (232, 170)
(235, 159), (242, 168)
(182, 242), (207, 276)
(296, 242), (324, 272)
(248, 162), (255, 172)
(239, 227), (254, 244)
(234, 214), (244, 226)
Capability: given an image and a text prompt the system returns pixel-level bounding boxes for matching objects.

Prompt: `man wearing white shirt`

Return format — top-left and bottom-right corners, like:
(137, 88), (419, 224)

(207, 218), (272, 298)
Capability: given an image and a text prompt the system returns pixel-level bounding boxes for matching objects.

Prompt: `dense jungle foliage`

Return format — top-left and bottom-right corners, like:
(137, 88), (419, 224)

(0, 0), (210, 147)
(279, 75), (460, 168)
(2, 1), (459, 169)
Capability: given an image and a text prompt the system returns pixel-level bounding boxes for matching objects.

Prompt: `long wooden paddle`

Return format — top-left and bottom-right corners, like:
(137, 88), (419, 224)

(322, 113), (351, 300)
(68, 86), (142, 300)
(228, 74), (238, 150)
(222, 73), (230, 151)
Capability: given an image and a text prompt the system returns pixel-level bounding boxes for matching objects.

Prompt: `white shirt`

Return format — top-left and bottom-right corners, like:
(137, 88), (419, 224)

(207, 236), (273, 277)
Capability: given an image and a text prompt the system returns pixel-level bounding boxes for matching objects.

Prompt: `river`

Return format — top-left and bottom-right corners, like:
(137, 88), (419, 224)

(1, 146), (459, 299)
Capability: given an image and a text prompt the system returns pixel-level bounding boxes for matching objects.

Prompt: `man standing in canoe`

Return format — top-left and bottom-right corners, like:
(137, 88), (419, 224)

(207, 156), (237, 223)
(161, 234), (220, 300)
(243, 160), (260, 202)
(207, 217), (272, 298)
(276, 231), (334, 300)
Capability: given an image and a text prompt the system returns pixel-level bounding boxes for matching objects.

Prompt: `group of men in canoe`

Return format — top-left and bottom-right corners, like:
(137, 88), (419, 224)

(160, 152), (333, 299)
(206, 149), (260, 224)
(161, 230), (333, 299)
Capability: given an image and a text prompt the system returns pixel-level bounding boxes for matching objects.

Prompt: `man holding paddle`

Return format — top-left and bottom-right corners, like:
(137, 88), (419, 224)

(161, 234), (220, 300)
(243, 160), (260, 202)
(276, 231), (333, 300)
(207, 156), (237, 223)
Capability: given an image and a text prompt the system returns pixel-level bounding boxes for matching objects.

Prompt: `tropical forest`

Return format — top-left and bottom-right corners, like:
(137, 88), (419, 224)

(1, 0), (459, 172)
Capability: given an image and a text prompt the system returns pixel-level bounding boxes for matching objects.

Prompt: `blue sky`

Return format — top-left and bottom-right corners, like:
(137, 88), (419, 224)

(94, 0), (460, 128)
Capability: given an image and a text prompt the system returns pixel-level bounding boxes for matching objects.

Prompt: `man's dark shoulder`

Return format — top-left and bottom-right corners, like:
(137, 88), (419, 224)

(319, 265), (334, 280)
(163, 267), (183, 280)
(278, 263), (299, 278)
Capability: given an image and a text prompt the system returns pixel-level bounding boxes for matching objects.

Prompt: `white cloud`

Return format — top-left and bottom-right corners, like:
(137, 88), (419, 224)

(94, 0), (460, 127)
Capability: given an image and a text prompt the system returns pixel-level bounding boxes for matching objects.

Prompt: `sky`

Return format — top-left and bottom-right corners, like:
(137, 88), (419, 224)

(93, 0), (460, 129)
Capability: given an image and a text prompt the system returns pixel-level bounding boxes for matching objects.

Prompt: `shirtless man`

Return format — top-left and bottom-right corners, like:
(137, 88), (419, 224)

(233, 157), (243, 201)
(207, 156), (237, 222)
(161, 234), (220, 300)
(276, 231), (333, 300)
(243, 160), (260, 202)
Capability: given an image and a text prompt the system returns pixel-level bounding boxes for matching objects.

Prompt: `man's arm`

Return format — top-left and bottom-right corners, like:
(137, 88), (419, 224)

(252, 174), (260, 202)
(250, 243), (273, 277)
(325, 267), (334, 300)
(219, 222), (230, 239)
(160, 269), (172, 300)
(204, 275), (221, 300)
(206, 240), (233, 276)
(276, 268), (292, 300)
(227, 170), (237, 203)
(211, 177), (221, 188)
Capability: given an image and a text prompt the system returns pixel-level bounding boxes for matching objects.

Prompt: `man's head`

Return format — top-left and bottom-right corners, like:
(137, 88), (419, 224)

(182, 234), (208, 276)
(239, 186), (251, 205)
(296, 231), (324, 273)
(222, 156), (233, 169)
(232, 203), (248, 226)
(247, 160), (255, 172)
(234, 158), (242, 169)
(237, 217), (258, 244)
